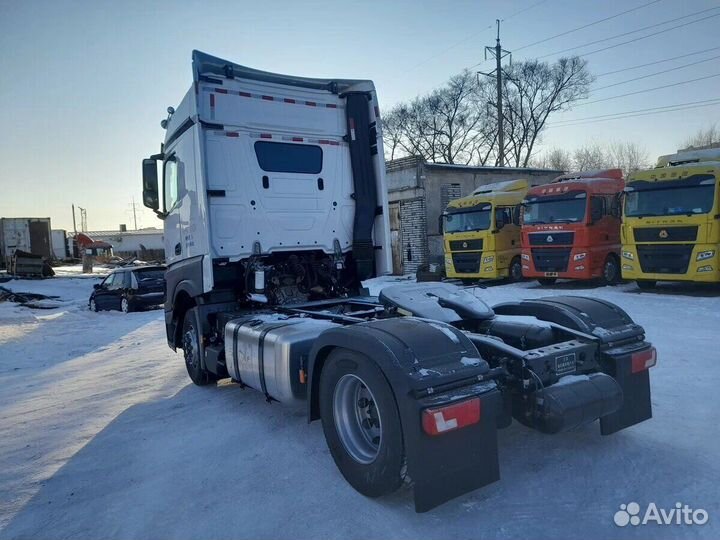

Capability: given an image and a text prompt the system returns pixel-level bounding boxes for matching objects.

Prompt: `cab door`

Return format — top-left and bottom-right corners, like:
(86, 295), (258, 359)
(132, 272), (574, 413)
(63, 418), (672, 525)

(493, 206), (520, 269)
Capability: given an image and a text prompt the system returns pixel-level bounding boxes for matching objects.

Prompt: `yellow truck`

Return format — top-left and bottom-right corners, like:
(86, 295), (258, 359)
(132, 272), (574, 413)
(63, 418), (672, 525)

(621, 146), (720, 289)
(443, 179), (528, 282)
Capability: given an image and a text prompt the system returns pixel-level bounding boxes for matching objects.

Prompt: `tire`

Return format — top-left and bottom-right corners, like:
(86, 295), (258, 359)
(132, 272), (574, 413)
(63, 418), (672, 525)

(636, 280), (657, 291)
(181, 308), (216, 386)
(537, 278), (557, 286)
(120, 296), (133, 314)
(89, 298), (98, 312)
(319, 348), (404, 498)
(509, 256), (523, 282)
(601, 255), (621, 285)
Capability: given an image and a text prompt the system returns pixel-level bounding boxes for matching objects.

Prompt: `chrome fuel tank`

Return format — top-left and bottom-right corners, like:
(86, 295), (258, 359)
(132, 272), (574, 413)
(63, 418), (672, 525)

(224, 316), (338, 404)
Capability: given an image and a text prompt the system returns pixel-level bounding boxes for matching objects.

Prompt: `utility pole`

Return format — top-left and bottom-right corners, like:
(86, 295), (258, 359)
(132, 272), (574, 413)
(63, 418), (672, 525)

(479, 19), (511, 167)
(130, 198), (138, 230)
(78, 207), (87, 232)
(72, 204), (77, 234)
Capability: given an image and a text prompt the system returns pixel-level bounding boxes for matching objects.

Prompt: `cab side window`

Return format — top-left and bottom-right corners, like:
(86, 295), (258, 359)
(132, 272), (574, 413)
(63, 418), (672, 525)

(164, 156), (179, 211)
(495, 207), (512, 229)
(590, 196), (606, 222)
(512, 204), (522, 226)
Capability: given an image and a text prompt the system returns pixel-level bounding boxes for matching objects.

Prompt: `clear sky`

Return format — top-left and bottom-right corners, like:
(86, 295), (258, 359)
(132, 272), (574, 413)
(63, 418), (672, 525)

(1, 0), (718, 231)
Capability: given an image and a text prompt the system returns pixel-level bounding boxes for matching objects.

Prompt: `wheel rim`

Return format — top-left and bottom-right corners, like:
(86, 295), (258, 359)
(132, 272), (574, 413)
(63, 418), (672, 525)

(183, 325), (199, 371)
(90, 299), (96, 311)
(333, 374), (382, 464)
(604, 260), (616, 282)
(121, 298), (128, 312)
(511, 262), (522, 280)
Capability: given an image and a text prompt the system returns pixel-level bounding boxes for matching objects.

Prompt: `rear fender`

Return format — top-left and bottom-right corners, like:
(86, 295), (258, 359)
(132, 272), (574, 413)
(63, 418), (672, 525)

(307, 317), (501, 512)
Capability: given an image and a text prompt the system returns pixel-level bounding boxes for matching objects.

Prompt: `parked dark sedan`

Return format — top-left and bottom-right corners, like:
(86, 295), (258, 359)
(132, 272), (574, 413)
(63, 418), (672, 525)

(89, 266), (165, 313)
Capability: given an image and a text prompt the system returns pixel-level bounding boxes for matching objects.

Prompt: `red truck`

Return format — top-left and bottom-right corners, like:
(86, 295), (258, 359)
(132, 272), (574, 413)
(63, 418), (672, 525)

(521, 169), (624, 285)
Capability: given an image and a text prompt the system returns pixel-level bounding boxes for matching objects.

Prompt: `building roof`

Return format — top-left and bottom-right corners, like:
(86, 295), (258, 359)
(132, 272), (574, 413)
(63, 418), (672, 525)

(385, 155), (562, 175)
(76, 228), (163, 237)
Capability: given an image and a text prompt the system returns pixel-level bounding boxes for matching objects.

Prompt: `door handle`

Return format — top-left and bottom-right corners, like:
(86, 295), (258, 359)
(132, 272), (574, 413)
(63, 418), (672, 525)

(175, 243), (182, 255)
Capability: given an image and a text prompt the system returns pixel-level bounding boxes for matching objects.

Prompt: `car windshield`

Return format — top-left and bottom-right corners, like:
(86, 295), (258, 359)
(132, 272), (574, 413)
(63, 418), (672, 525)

(443, 206), (492, 233)
(625, 174), (716, 217)
(523, 192), (587, 224)
(134, 269), (165, 281)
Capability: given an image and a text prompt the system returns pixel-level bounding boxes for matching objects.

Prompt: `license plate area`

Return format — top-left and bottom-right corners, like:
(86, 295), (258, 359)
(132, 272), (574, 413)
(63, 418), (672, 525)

(544, 271), (559, 277)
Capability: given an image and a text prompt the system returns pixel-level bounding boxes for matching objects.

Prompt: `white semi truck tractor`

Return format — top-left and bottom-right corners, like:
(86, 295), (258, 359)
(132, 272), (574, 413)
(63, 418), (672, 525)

(142, 51), (657, 512)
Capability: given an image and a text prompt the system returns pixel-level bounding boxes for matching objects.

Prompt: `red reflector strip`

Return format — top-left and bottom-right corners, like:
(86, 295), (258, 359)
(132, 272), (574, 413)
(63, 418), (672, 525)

(209, 94), (215, 107)
(306, 101), (316, 107)
(292, 137), (303, 142)
(326, 103), (337, 108)
(215, 88), (228, 94)
(631, 347), (657, 373)
(225, 132), (239, 137)
(317, 139), (340, 146)
(238, 91), (251, 97)
(422, 397), (481, 436)
(260, 133), (272, 139)
(261, 95), (274, 101)
(284, 98), (296, 103)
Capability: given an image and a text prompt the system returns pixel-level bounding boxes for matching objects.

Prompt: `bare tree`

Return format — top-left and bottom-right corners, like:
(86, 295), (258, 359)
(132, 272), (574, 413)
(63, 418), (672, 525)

(681, 124), (720, 149)
(572, 142), (610, 171)
(533, 147), (573, 172)
(606, 141), (650, 176)
(502, 56), (593, 167)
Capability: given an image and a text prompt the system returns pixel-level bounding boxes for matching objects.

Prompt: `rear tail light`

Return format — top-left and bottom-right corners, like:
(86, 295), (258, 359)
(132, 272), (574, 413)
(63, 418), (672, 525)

(422, 397), (481, 436)
(631, 347), (657, 373)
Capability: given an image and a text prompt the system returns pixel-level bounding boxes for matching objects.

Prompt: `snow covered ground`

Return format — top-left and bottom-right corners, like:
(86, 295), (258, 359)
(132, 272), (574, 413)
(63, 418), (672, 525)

(0, 273), (718, 539)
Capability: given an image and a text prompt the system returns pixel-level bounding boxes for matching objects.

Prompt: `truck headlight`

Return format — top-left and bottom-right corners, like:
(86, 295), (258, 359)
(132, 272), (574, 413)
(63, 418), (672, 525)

(622, 264), (634, 271)
(483, 256), (494, 264)
(698, 265), (713, 273)
(484, 266), (494, 272)
(573, 253), (586, 261)
(697, 250), (715, 261)
(622, 251), (634, 260)
(521, 253), (530, 261)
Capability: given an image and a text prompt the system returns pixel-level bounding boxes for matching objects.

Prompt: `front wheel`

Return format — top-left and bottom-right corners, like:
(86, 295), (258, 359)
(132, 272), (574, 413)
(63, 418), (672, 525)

(89, 298), (98, 312)
(182, 308), (216, 386)
(636, 280), (657, 291)
(319, 349), (404, 498)
(601, 255), (621, 285)
(120, 296), (133, 313)
(509, 257), (523, 282)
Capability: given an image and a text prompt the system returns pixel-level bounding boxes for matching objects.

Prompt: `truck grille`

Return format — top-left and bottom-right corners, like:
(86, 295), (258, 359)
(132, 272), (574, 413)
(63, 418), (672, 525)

(452, 252), (481, 273)
(634, 226), (698, 242)
(637, 244), (693, 274)
(449, 239), (483, 251)
(531, 248), (571, 272)
(528, 232), (574, 246)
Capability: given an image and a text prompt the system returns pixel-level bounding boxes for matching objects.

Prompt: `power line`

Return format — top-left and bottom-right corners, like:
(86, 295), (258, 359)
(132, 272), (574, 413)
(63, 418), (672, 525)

(577, 72), (720, 106)
(514, 0), (662, 52)
(551, 98), (720, 126)
(547, 100), (720, 129)
(592, 54), (720, 91)
(402, 0), (549, 74)
(596, 46), (720, 77)
(537, 10), (720, 60)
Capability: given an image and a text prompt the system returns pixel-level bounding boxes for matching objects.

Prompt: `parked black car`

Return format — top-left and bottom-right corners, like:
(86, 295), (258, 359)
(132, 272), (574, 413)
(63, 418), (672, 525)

(89, 266), (165, 313)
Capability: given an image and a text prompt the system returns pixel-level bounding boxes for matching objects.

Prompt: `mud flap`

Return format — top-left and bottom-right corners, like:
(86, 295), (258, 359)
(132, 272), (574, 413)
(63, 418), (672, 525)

(600, 353), (652, 435)
(404, 387), (502, 513)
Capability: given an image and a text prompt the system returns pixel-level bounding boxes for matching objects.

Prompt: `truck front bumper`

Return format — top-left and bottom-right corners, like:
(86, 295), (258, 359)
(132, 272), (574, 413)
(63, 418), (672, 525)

(621, 244), (720, 282)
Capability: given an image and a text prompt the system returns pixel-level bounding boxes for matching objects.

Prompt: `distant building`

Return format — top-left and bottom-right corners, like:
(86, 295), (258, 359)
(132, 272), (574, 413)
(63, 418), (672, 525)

(385, 156), (563, 275)
(78, 228), (165, 260)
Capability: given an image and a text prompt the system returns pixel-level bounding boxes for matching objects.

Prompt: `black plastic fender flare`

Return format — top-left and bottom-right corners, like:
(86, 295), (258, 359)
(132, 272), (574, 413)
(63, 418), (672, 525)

(307, 317), (502, 512)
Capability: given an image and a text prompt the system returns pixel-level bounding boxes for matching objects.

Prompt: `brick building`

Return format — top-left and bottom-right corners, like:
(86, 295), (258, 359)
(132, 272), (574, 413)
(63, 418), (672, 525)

(385, 156), (563, 275)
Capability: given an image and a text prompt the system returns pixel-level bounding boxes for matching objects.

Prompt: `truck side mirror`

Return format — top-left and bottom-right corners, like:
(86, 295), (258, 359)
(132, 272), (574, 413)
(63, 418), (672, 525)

(142, 158), (160, 211)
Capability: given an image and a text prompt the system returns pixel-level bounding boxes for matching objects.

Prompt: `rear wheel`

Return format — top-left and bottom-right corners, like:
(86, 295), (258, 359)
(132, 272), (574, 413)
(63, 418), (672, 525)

(601, 255), (620, 285)
(636, 280), (657, 291)
(319, 349), (404, 498)
(182, 308), (216, 386)
(509, 257), (523, 282)
(537, 277), (557, 286)
(120, 296), (133, 313)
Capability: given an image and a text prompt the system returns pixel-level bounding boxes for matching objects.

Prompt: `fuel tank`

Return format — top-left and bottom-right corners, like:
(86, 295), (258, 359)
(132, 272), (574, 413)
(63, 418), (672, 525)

(224, 316), (339, 404)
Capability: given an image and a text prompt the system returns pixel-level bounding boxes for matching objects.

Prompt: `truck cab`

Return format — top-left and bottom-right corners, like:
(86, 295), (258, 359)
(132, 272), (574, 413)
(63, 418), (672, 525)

(621, 147), (720, 289)
(443, 179), (527, 282)
(521, 169), (624, 285)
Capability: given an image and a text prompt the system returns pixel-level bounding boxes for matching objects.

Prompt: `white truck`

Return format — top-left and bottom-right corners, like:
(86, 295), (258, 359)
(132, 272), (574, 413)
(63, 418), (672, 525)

(142, 51), (657, 512)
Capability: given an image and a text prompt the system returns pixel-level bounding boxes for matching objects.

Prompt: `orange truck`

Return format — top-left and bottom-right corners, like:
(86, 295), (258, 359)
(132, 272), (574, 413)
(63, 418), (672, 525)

(521, 169), (625, 285)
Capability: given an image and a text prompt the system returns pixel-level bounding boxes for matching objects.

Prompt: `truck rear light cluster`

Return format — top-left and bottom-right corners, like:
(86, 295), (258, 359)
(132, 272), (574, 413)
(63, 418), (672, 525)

(422, 397), (481, 436)
(631, 347), (657, 373)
